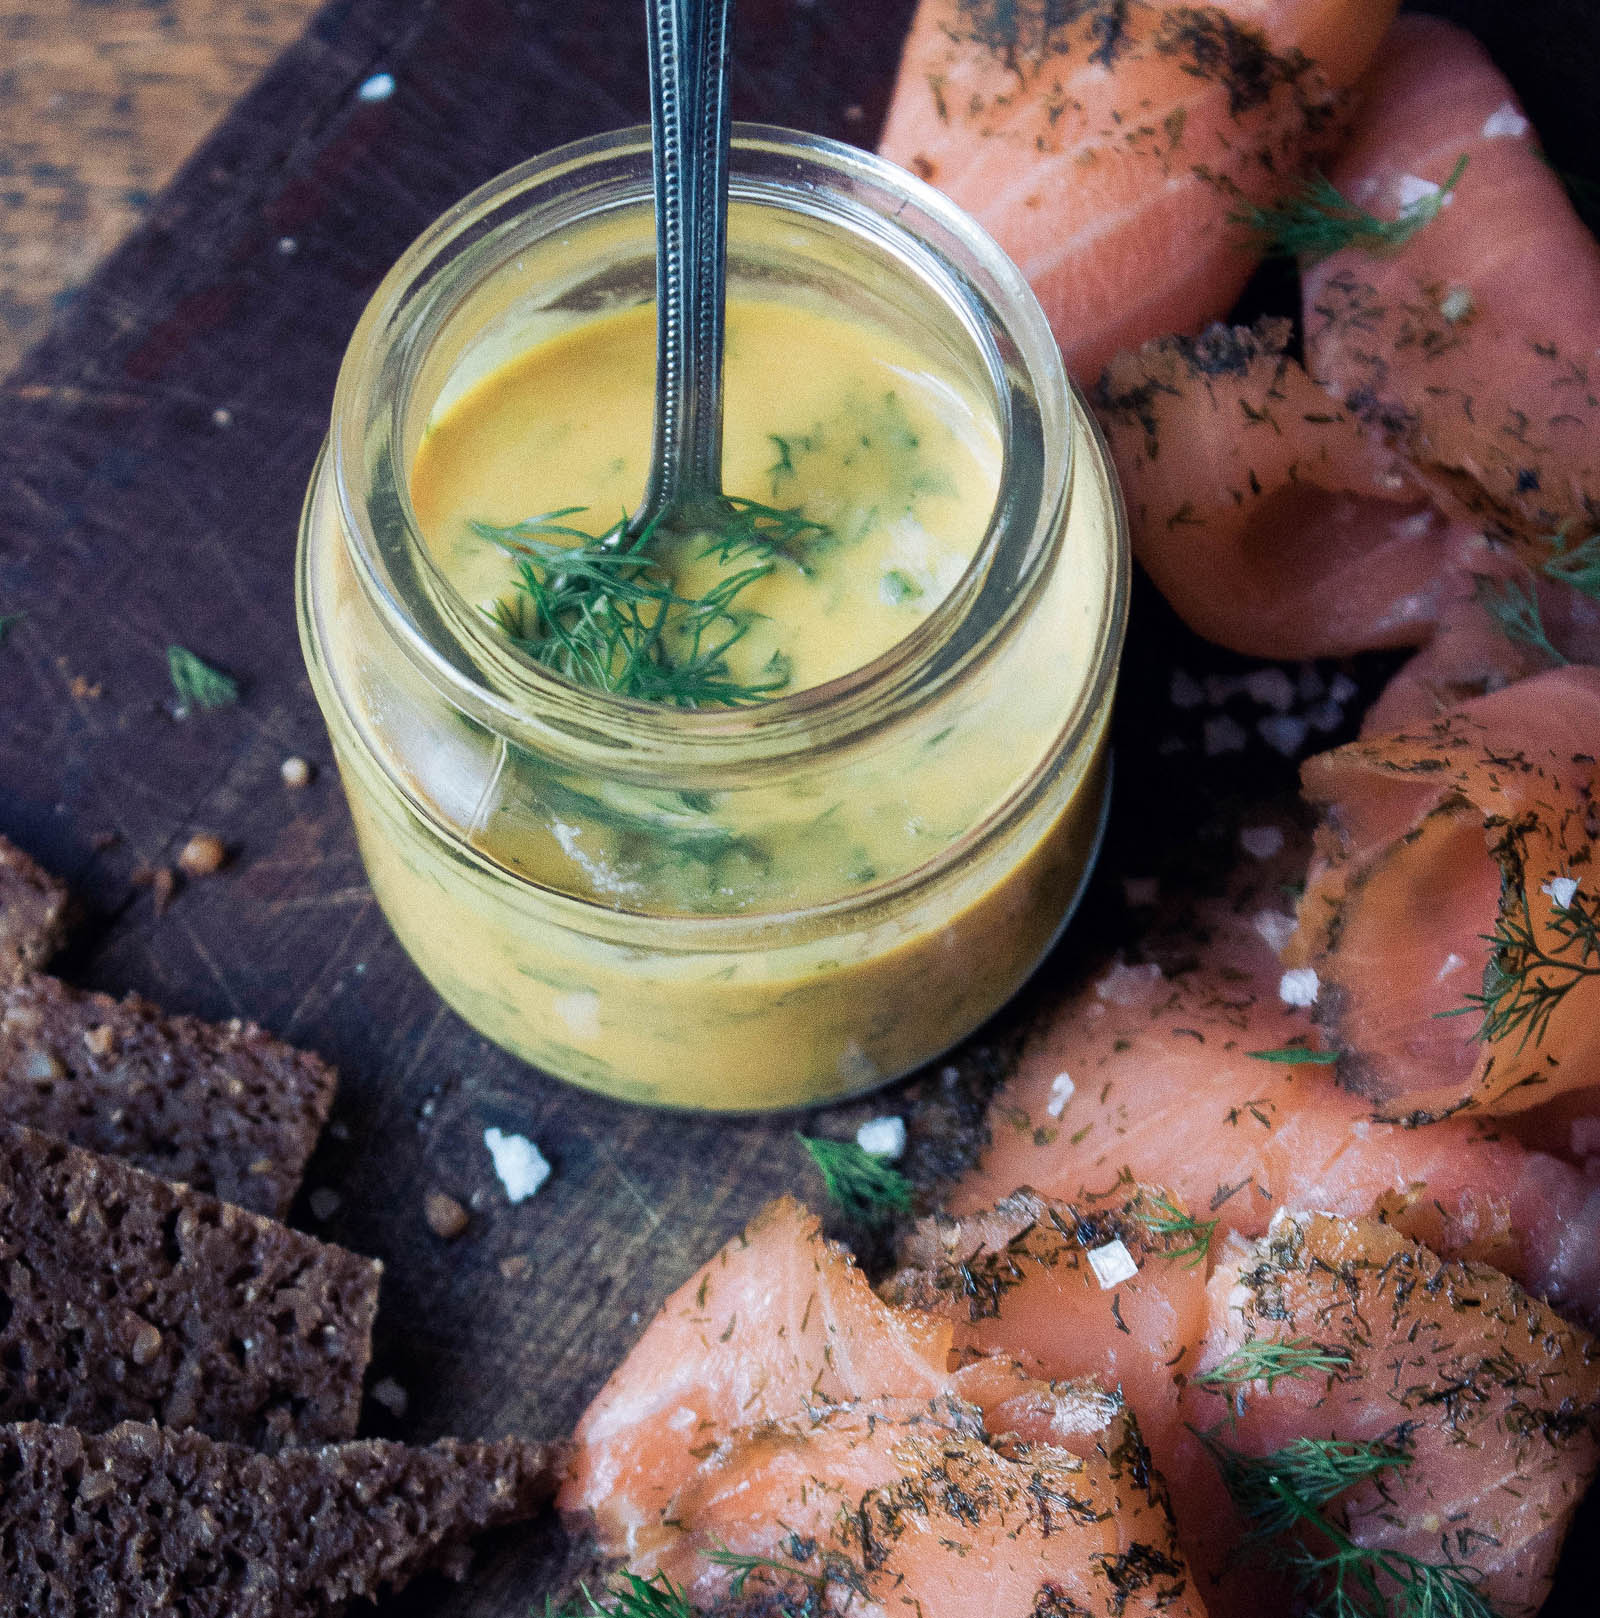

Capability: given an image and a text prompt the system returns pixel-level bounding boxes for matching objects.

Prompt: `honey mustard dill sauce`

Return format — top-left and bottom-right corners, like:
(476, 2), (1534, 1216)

(298, 128), (1127, 1109)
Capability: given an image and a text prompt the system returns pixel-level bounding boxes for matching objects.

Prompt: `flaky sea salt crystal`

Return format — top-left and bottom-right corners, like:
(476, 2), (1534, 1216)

(1170, 670), (1204, 709)
(1096, 960), (1165, 1006)
(1046, 1073), (1076, 1118)
(1243, 668), (1295, 712)
(856, 1116), (907, 1161)
(1258, 715), (1308, 757)
(1482, 102), (1528, 139)
(1395, 173), (1443, 210)
(1204, 715), (1248, 756)
(1087, 1239), (1140, 1289)
(1240, 825), (1285, 860)
(484, 1128), (551, 1203)
(1279, 967), (1320, 1008)
(1254, 911), (1298, 954)
(1544, 876), (1580, 910)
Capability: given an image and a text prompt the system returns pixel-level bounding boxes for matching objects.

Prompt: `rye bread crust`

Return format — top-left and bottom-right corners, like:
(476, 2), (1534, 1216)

(0, 975), (337, 1218)
(0, 1122), (379, 1450)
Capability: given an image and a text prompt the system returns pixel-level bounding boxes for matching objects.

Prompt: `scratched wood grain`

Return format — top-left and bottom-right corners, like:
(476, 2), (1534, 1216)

(0, 1), (1596, 1613)
(0, 0), (323, 379)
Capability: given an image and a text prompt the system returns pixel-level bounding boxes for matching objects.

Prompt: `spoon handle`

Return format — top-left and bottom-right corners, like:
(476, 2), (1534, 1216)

(640, 0), (734, 526)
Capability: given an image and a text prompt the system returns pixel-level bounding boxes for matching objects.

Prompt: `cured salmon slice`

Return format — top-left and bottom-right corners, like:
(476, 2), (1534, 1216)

(650, 1390), (1204, 1618)
(884, 1183), (1211, 1459)
(1188, 1211), (1600, 1618)
(1365, 552), (1600, 733)
(885, 1186), (1263, 1616)
(1093, 319), (1477, 658)
(1288, 666), (1600, 1119)
(1303, 15), (1600, 552)
(951, 834), (1600, 1321)
(564, 1199), (1208, 1616)
(558, 1197), (951, 1561)
(879, 0), (1397, 380)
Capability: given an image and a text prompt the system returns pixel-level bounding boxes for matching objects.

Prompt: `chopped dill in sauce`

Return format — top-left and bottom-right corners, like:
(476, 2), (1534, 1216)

(476, 501), (831, 707)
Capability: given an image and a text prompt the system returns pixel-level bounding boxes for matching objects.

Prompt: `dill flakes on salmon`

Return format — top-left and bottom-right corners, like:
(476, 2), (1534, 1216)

(1093, 317), (1480, 658)
(880, 0), (1399, 380)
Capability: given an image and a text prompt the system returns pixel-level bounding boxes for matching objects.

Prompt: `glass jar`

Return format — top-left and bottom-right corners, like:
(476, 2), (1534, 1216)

(297, 125), (1128, 1112)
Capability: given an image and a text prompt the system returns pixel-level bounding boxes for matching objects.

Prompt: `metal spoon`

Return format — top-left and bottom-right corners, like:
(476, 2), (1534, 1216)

(633, 0), (736, 537)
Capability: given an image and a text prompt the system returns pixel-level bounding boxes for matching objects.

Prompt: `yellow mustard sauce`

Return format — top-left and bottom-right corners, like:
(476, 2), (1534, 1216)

(299, 153), (1123, 1112)
(411, 299), (1003, 703)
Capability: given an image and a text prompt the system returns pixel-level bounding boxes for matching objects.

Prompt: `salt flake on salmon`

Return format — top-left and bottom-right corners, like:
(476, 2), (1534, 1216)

(879, 0), (1398, 380)
(1304, 14), (1600, 552)
(1288, 666), (1600, 1119)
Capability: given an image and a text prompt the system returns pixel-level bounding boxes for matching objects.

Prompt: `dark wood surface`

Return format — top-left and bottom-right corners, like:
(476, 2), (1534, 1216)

(0, 2), (1596, 1613)
(0, 0), (320, 378)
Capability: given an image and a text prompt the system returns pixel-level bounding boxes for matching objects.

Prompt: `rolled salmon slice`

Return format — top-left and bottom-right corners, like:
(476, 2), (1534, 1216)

(1092, 318), (1479, 658)
(879, 0), (1398, 381)
(1304, 14), (1600, 552)
(951, 827), (1600, 1321)
(1187, 1211), (1600, 1618)
(1289, 665), (1600, 1118)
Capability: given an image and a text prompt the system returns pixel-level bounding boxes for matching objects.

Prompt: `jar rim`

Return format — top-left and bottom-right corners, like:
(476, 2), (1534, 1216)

(326, 123), (1123, 783)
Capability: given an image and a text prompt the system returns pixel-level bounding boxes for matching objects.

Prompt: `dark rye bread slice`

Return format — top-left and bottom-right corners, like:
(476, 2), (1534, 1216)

(0, 974), (336, 1218)
(0, 1419), (559, 1616)
(0, 837), (68, 986)
(0, 1122), (378, 1450)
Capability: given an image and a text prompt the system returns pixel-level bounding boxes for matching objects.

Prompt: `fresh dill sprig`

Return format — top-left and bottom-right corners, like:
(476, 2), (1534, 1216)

(1472, 573), (1565, 665)
(544, 1570), (696, 1618)
(1233, 153), (1468, 264)
(706, 1540), (869, 1610)
(1542, 529), (1600, 601)
(167, 645), (240, 712)
(1248, 1046), (1340, 1065)
(476, 497), (827, 708)
(1205, 1429), (1496, 1618)
(1204, 1431), (1415, 1542)
(797, 1134), (914, 1227)
(1195, 1336), (1352, 1393)
(1465, 879), (1600, 1054)
(1136, 1190), (1218, 1267)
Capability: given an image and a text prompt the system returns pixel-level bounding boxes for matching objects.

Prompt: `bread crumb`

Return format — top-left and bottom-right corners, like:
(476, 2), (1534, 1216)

(177, 834), (227, 877)
(132, 864), (177, 915)
(424, 1190), (469, 1240)
(499, 1254), (532, 1282)
(280, 756), (313, 789)
(370, 1377), (408, 1416)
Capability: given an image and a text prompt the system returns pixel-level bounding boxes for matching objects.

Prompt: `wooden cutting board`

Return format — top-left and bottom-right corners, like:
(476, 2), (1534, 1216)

(0, 1), (1594, 1612)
